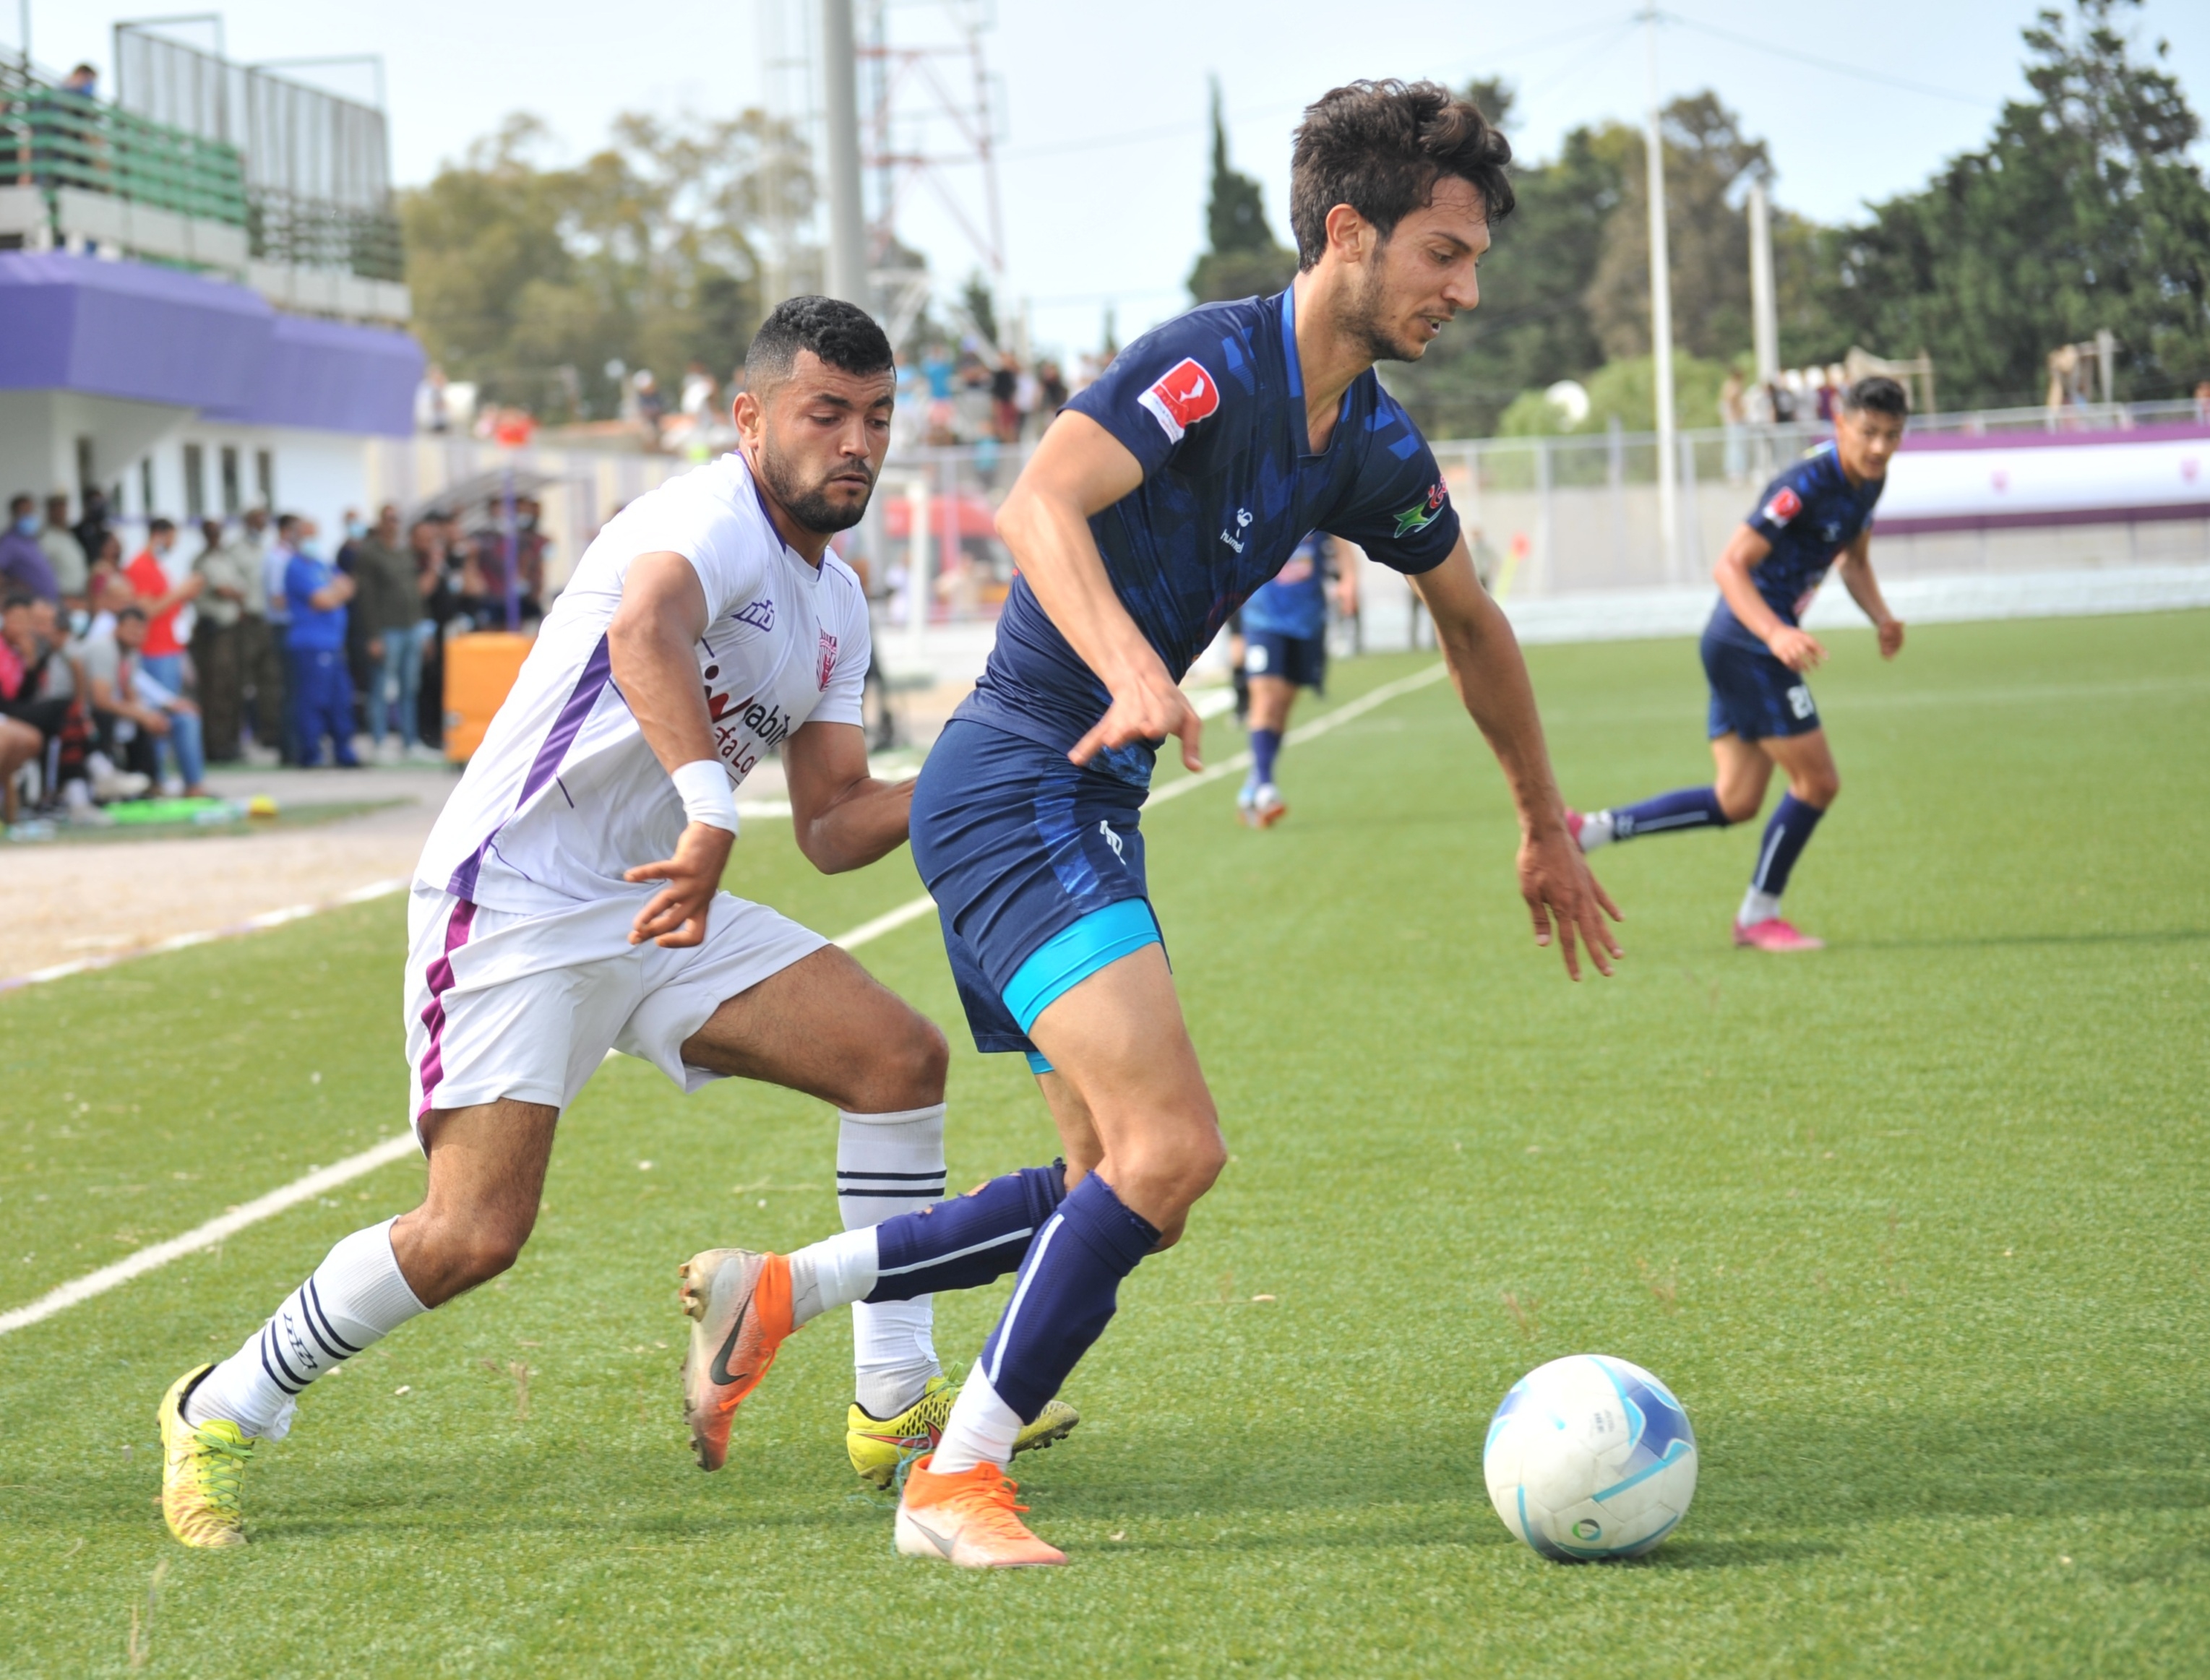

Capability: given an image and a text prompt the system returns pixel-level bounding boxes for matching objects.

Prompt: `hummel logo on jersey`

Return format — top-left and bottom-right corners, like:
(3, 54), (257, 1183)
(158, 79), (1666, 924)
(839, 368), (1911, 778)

(1138, 357), (1221, 444)
(1391, 481), (1448, 538)
(1220, 507), (1252, 553)
(1763, 486), (1803, 525)
(735, 597), (775, 632)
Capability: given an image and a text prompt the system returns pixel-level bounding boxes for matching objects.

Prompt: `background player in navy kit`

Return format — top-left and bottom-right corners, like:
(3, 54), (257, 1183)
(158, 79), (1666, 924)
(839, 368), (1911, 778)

(1237, 530), (1356, 827)
(679, 81), (1622, 1569)
(1568, 376), (1910, 951)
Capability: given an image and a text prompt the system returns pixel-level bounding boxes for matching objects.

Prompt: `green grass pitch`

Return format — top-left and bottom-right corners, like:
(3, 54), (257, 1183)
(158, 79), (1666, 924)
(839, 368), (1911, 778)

(1, 611), (2204, 1676)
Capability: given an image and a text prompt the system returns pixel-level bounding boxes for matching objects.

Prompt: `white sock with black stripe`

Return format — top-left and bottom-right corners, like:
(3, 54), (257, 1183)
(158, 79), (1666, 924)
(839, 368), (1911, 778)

(182, 1218), (426, 1440)
(835, 1103), (947, 1418)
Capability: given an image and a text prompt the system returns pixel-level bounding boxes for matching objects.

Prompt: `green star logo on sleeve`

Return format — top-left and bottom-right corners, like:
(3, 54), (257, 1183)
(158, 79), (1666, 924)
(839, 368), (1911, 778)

(1392, 481), (1449, 538)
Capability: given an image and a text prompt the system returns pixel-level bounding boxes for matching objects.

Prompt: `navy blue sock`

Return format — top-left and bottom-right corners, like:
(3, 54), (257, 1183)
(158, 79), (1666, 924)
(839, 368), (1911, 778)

(863, 1164), (1065, 1302)
(979, 1172), (1158, 1424)
(1249, 727), (1280, 786)
(1750, 793), (1826, 895)
(1612, 785), (1728, 840)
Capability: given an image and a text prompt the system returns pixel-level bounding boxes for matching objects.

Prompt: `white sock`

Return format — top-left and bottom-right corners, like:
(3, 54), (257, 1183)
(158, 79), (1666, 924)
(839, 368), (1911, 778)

(1740, 887), (1781, 926)
(184, 1218), (426, 1440)
(835, 1104), (946, 1416)
(929, 1365), (1023, 1476)
(787, 1226), (880, 1327)
(1579, 809), (1617, 851)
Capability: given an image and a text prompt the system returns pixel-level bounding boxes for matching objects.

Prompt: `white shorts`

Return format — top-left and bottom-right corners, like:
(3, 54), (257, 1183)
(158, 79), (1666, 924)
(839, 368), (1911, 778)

(401, 885), (828, 1142)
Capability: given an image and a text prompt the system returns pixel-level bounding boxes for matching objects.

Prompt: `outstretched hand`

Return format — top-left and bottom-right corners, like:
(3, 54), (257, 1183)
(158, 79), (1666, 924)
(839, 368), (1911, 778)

(1519, 824), (1623, 981)
(1071, 663), (1203, 774)
(624, 821), (734, 947)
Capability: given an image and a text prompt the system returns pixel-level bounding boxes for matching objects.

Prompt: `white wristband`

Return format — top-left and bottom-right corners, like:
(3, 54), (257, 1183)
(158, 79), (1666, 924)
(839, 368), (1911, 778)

(671, 759), (739, 835)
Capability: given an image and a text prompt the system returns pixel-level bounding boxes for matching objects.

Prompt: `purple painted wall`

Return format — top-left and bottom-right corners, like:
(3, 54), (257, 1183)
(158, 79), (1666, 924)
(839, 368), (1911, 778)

(0, 251), (422, 436)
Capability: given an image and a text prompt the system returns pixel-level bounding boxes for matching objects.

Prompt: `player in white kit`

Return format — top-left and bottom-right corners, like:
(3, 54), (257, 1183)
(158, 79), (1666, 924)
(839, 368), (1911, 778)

(156, 299), (1064, 1548)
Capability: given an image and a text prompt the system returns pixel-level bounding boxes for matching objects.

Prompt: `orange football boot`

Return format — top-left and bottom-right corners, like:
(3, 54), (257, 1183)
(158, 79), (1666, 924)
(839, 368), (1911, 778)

(893, 1454), (1067, 1567)
(677, 1248), (796, 1470)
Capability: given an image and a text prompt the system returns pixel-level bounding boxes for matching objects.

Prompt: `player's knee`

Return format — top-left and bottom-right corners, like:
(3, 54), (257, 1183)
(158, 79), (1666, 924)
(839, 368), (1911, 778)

(1797, 770), (1839, 809)
(1125, 1124), (1226, 1210)
(879, 1012), (949, 1106)
(1716, 788), (1762, 824)
(412, 1207), (533, 1298)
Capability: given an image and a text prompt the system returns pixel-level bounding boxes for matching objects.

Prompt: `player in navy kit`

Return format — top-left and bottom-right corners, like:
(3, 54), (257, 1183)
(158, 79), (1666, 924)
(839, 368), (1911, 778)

(666, 80), (1622, 1568)
(1236, 530), (1356, 827)
(1568, 376), (1910, 950)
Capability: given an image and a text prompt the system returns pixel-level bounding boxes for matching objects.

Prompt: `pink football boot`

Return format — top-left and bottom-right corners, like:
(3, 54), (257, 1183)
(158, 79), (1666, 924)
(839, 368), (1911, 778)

(1732, 917), (1826, 952)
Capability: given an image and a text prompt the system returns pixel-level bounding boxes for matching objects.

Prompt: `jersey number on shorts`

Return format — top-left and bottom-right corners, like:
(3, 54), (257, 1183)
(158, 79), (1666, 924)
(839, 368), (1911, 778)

(1786, 684), (1815, 720)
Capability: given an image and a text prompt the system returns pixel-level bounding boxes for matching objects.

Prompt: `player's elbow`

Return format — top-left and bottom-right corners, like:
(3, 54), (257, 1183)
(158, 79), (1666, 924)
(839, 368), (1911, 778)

(994, 482), (1042, 549)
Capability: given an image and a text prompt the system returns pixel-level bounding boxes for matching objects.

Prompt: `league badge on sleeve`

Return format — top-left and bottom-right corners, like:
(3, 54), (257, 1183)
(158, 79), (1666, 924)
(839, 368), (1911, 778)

(817, 629), (839, 691)
(1762, 485), (1803, 526)
(1391, 481), (1450, 538)
(1137, 357), (1221, 444)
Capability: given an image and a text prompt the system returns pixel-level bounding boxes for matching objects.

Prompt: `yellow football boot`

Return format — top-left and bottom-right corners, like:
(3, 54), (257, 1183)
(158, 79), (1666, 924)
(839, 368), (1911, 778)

(847, 1374), (1081, 1489)
(158, 1365), (254, 1549)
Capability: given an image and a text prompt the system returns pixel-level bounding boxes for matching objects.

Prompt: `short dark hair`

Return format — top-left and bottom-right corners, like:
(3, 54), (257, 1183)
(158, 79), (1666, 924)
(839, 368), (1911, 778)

(8, 492), (32, 516)
(1839, 376), (1909, 420)
(746, 296), (894, 394)
(117, 604), (147, 623)
(147, 516), (176, 536)
(2, 591), (35, 613)
(1289, 79), (1514, 270)
(276, 512), (304, 537)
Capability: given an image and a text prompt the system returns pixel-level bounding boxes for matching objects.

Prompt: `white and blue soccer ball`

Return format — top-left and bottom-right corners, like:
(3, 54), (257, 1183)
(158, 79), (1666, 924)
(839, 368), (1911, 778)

(1482, 1354), (1698, 1561)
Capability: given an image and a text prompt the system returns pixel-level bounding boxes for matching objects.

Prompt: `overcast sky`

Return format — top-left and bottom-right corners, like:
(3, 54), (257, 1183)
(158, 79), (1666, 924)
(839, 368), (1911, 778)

(24, 1), (2210, 363)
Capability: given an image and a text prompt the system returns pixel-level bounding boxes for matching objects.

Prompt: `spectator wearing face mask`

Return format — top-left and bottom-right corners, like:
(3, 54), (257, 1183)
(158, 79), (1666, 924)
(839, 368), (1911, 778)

(82, 603), (204, 796)
(190, 516), (251, 762)
(348, 504), (428, 762)
(124, 517), (201, 689)
(40, 494), (89, 608)
(282, 515), (359, 768)
(1, 494), (59, 604)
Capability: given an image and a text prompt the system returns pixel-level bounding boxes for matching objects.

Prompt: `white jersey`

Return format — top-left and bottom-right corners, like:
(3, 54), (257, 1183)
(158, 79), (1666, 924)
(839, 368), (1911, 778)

(417, 452), (870, 915)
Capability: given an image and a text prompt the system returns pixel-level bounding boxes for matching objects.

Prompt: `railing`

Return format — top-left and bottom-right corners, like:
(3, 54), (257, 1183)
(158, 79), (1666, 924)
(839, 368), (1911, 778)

(0, 62), (403, 283)
(0, 65), (248, 228)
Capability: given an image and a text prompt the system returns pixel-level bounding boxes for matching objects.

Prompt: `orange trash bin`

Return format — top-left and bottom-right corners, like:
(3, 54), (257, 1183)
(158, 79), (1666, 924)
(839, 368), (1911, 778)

(442, 631), (534, 762)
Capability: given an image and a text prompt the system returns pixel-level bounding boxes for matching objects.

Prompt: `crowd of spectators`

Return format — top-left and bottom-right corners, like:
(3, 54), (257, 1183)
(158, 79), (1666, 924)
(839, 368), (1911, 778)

(0, 486), (543, 828)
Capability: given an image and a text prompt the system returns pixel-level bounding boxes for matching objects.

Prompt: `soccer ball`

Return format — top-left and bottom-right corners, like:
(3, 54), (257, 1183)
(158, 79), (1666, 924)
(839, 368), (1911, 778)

(1482, 1354), (1697, 1560)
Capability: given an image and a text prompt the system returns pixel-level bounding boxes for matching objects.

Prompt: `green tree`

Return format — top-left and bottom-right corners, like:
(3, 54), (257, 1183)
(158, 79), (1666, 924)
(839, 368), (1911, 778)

(1187, 79), (1297, 304)
(1383, 81), (1625, 440)
(1827, 0), (2210, 405)
(400, 107), (808, 419)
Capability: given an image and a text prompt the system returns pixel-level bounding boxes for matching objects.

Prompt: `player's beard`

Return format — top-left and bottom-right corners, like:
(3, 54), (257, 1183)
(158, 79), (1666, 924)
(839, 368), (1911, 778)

(757, 435), (875, 535)
(1338, 247), (1426, 364)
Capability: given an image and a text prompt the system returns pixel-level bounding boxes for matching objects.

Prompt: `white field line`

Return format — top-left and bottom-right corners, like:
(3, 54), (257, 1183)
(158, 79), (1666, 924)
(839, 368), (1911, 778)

(0, 664), (1450, 1338)
(1, 877), (412, 994)
(0, 1134), (423, 1337)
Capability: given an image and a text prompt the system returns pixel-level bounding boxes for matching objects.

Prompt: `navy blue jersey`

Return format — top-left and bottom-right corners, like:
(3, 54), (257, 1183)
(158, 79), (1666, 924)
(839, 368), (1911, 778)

(1713, 441), (1883, 646)
(1241, 533), (1329, 639)
(957, 288), (1461, 773)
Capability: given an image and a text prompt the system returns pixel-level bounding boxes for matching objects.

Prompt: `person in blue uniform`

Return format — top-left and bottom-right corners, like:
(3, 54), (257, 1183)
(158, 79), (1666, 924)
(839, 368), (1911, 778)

(1236, 530), (1356, 827)
(282, 515), (361, 769)
(797, 79), (1622, 1565)
(1568, 376), (1909, 951)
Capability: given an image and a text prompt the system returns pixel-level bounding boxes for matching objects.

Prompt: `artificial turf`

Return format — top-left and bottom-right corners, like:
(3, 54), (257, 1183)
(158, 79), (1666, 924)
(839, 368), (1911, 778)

(0, 611), (2203, 1676)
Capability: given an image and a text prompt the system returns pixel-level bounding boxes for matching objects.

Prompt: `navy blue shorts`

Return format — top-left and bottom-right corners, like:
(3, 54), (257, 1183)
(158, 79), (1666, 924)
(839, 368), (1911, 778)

(1243, 629), (1326, 691)
(908, 719), (1162, 1059)
(1702, 623), (1820, 741)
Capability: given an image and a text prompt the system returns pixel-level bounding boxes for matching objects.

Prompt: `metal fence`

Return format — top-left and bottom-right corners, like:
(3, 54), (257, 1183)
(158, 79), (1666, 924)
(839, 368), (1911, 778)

(111, 25), (402, 280)
(1, 61), (249, 228)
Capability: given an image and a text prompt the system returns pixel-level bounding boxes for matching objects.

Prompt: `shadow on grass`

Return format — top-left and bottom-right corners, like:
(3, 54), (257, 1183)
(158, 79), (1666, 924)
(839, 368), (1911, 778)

(30, 1405), (2209, 1569)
